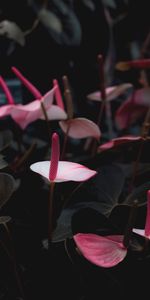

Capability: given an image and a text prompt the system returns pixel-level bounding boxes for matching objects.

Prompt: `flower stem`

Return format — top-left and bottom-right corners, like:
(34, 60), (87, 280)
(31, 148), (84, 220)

(40, 102), (51, 138)
(128, 107), (150, 192)
(123, 200), (138, 248)
(48, 182), (55, 246)
(2, 223), (26, 300)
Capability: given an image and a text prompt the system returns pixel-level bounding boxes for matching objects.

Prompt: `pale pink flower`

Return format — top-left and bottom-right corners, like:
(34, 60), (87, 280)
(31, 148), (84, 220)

(59, 117), (101, 140)
(87, 83), (132, 102)
(30, 132), (97, 183)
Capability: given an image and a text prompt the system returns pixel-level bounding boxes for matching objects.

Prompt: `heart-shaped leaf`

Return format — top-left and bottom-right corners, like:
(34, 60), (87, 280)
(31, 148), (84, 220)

(52, 164), (126, 242)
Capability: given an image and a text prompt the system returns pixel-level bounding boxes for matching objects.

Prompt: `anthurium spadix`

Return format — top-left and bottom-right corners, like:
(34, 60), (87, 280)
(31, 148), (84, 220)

(30, 132), (97, 183)
(87, 83), (133, 102)
(133, 190), (150, 239)
(11, 67), (67, 122)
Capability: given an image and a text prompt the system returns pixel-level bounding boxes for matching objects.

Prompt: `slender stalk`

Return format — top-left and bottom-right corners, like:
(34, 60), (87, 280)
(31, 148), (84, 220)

(62, 182), (84, 209)
(123, 200), (138, 248)
(2, 223), (26, 300)
(12, 141), (37, 171)
(40, 101), (51, 138)
(97, 54), (113, 138)
(128, 107), (150, 192)
(60, 76), (74, 160)
(91, 54), (113, 157)
(48, 182), (55, 246)
(60, 123), (71, 160)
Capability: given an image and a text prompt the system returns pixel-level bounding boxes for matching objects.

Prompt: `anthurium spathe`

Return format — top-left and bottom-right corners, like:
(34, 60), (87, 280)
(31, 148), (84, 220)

(98, 136), (144, 152)
(59, 117), (101, 140)
(73, 233), (127, 268)
(87, 83), (133, 102)
(30, 132), (97, 182)
(133, 190), (150, 239)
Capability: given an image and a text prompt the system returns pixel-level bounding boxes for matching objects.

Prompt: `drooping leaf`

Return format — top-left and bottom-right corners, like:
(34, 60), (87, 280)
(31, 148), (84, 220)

(0, 173), (17, 210)
(52, 164), (126, 242)
(0, 155), (8, 170)
(0, 216), (11, 224)
(0, 20), (25, 46)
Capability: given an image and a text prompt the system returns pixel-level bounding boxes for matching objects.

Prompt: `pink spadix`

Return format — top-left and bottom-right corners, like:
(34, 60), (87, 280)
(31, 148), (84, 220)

(49, 133), (60, 181)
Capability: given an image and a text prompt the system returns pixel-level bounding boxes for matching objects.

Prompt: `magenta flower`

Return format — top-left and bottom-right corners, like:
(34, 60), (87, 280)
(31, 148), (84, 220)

(30, 132), (97, 183)
(73, 233), (127, 268)
(115, 88), (150, 130)
(98, 136), (144, 152)
(87, 83), (132, 102)
(133, 190), (150, 239)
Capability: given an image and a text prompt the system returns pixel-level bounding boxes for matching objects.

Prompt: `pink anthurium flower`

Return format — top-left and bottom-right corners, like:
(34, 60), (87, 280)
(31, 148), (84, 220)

(133, 190), (150, 239)
(98, 136), (144, 152)
(87, 83), (133, 102)
(73, 233), (127, 268)
(0, 76), (56, 129)
(59, 117), (101, 140)
(30, 132), (97, 182)
(11, 67), (67, 122)
(115, 88), (150, 130)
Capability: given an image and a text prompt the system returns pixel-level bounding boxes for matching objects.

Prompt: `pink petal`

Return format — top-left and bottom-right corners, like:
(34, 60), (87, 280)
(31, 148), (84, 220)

(0, 104), (15, 118)
(98, 136), (143, 152)
(145, 190), (150, 237)
(11, 66), (42, 99)
(0, 76), (15, 104)
(40, 105), (67, 120)
(59, 118), (101, 140)
(30, 161), (97, 183)
(53, 79), (65, 110)
(49, 133), (60, 181)
(73, 233), (127, 268)
(87, 83), (132, 102)
(132, 229), (146, 238)
(41, 87), (55, 109)
(10, 101), (41, 129)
